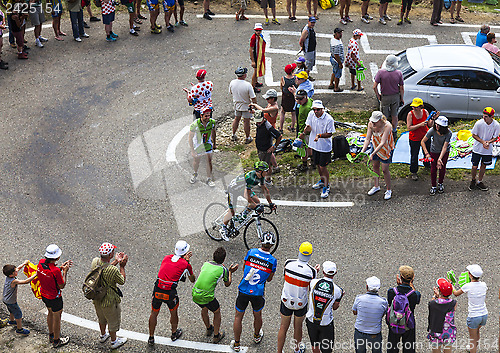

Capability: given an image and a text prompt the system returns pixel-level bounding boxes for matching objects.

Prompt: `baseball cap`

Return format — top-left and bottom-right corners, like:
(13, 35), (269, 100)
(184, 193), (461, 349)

(399, 265), (414, 281)
(366, 276), (381, 291)
(410, 97), (423, 107)
(284, 63), (297, 74)
(334, 27), (344, 34)
(262, 89), (278, 99)
(298, 242), (313, 262)
(254, 23), (263, 30)
(295, 71), (309, 79)
(369, 111), (383, 123)
(44, 244), (62, 259)
(196, 69), (206, 80)
(353, 28), (363, 36)
(99, 242), (117, 256)
(466, 264), (483, 278)
(295, 57), (306, 63)
(174, 240), (190, 256)
(308, 16), (317, 22)
(311, 100), (324, 109)
(295, 89), (307, 98)
(483, 107), (495, 116)
(435, 116), (448, 127)
(436, 278), (453, 297)
(235, 67), (248, 76)
(322, 261), (337, 275)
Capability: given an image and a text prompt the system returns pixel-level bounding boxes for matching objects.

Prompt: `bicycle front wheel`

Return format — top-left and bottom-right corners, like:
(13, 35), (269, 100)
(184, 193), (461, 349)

(203, 202), (227, 241)
(243, 217), (279, 254)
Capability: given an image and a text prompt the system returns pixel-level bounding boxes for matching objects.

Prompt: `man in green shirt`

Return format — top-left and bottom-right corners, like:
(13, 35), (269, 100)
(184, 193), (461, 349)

(192, 247), (238, 343)
(294, 89), (313, 171)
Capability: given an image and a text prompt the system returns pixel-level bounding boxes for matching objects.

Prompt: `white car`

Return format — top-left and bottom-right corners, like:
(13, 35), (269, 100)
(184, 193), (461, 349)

(396, 44), (500, 120)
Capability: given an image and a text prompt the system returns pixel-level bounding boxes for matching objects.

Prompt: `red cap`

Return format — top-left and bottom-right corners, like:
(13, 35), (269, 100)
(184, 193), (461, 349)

(436, 278), (453, 297)
(196, 69), (207, 80)
(285, 63), (297, 74)
(483, 107), (495, 116)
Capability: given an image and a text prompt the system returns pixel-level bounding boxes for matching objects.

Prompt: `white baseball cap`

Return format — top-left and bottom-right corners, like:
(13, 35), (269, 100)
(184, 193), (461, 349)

(369, 111), (384, 122)
(44, 244), (62, 259)
(99, 242), (117, 256)
(254, 23), (263, 30)
(322, 261), (337, 275)
(366, 276), (381, 290)
(311, 100), (324, 109)
(175, 240), (190, 256)
(466, 264), (483, 278)
(435, 116), (448, 127)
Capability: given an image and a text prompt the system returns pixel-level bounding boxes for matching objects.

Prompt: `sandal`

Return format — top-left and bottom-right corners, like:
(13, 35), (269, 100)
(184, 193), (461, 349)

(171, 328), (182, 342)
(455, 16), (464, 22)
(134, 18), (143, 24)
(334, 88), (343, 92)
(450, 18), (455, 24)
(138, 14), (147, 19)
(240, 15), (248, 20)
(59, 31), (67, 36)
(55, 36), (64, 41)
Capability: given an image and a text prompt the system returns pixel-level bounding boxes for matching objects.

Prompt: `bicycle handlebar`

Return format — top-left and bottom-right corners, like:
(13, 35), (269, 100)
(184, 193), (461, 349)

(262, 204), (277, 215)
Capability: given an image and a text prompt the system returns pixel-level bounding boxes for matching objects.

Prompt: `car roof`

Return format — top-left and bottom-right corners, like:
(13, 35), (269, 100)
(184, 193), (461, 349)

(406, 45), (494, 73)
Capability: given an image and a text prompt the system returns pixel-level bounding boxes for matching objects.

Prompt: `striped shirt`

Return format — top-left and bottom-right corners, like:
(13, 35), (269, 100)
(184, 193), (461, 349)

(372, 121), (395, 160)
(352, 292), (388, 334)
(281, 259), (317, 310)
(91, 258), (124, 307)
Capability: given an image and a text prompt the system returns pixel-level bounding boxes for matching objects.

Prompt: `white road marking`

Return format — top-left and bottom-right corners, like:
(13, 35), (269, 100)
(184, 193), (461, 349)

(269, 199), (354, 207)
(196, 14), (310, 19)
(439, 23), (500, 29)
(360, 32), (438, 54)
(166, 125), (190, 162)
(461, 32), (476, 45)
(40, 310), (248, 352)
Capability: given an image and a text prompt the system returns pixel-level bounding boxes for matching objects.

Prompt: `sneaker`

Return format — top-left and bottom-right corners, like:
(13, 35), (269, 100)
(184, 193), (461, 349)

(110, 337), (127, 349)
(404, 17), (411, 23)
(367, 186), (380, 195)
(190, 173), (197, 184)
(340, 17), (347, 25)
(230, 340), (241, 352)
(289, 16), (297, 22)
(174, 21), (180, 27)
(254, 328), (264, 344)
(81, 33), (89, 38)
(7, 320), (16, 326)
(90, 16), (101, 21)
(411, 173), (418, 181)
(476, 181), (488, 191)
(397, 19), (403, 25)
(346, 15), (353, 22)
(167, 25), (175, 32)
(130, 30), (139, 36)
(272, 18), (280, 25)
(240, 15), (249, 20)
(74, 37), (82, 42)
(39, 36), (48, 42)
(151, 28), (162, 34)
(361, 16), (370, 23)
(366, 14), (374, 19)
(437, 183), (444, 194)
(138, 14), (147, 19)
(253, 87), (261, 93)
(468, 180), (476, 191)
(155, 23), (162, 29)
(384, 190), (392, 200)
(244, 137), (253, 144)
(10, 43), (17, 48)
(298, 342), (306, 353)
(220, 228), (229, 241)
(213, 330), (225, 344)
(231, 134), (238, 141)
(171, 328), (182, 341)
(148, 336), (155, 346)
(312, 180), (325, 189)
(17, 52), (28, 59)
(180, 20), (188, 26)
(321, 186), (330, 198)
(430, 186), (437, 195)
(265, 179), (273, 187)
(384, 14), (391, 20)
(49, 334), (54, 343)
(98, 333), (110, 343)
(206, 9), (215, 15)
(35, 39), (44, 48)
(265, 18), (270, 25)
(206, 325), (214, 336)
(206, 178), (215, 187)
(16, 328), (30, 336)
(106, 36), (117, 42)
(379, 17), (386, 25)
(53, 336), (70, 348)
(83, 21), (90, 28)
(110, 32), (118, 38)
(203, 12), (212, 20)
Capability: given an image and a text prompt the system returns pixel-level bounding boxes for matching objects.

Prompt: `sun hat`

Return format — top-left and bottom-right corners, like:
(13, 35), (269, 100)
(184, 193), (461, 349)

(254, 23), (263, 30)
(295, 71), (309, 79)
(174, 240), (190, 257)
(284, 63), (297, 74)
(466, 264), (483, 278)
(435, 116), (448, 127)
(366, 276), (381, 291)
(353, 29), (363, 36)
(399, 265), (415, 281)
(298, 242), (313, 262)
(436, 278), (453, 297)
(311, 100), (324, 109)
(384, 54), (399, 72)
(44, 244), (62, 259)
(369, 111), (383, 123)
(99, 243), (117, 256)
(483, 107), (495, 116)
(262, 89), (278, 99)
(410, 97), (424, 107)
(323, 261), (337, 275)
(196, 69), (206, 80)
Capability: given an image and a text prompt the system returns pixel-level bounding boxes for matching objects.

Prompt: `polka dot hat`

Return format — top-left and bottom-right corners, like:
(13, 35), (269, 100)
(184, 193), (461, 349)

(99, 242), (117, 256)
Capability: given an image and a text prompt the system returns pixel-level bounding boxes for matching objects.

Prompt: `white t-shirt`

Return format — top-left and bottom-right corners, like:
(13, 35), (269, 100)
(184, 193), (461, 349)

(229, 79), (256, 112)
(305, 111), (335, 152)
(461, 281), (488, 318)
(471, 118), (500, 155)
(306, 278), (343, 326)
(281, 259), (317, 310)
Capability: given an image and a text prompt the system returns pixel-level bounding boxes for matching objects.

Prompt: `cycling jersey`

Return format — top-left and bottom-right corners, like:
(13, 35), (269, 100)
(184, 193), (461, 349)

(192, 261), (229, 305)
(281, 259), (317, 310)
(306, 278), (343, 326)
(187, 81), (213, 113)
(156, 254), (193, 291)
(238, 248), (277, 297)
(228, 170), (264, 192)
(189, 118), (215, 154)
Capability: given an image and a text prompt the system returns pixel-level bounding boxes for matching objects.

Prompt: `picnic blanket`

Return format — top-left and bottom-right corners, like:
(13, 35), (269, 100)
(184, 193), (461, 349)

(392, 131), (497, 169)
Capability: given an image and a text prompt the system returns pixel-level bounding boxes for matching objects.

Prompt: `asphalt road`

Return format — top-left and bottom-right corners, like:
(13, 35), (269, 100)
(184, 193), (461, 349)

(0, 10), (499, 353)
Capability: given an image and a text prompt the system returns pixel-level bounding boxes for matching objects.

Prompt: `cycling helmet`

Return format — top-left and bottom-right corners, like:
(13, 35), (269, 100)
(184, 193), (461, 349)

(254, 161), (270, 172)
(260, 231), (276, 246)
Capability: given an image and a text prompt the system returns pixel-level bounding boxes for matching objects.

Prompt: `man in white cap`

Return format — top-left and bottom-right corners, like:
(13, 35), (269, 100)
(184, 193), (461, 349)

(299, 100), (335, 199)
(229, 66), (258, 144)
(305, 261), (344, 353)
(373, 54), (404, 142)
(37, 244), (72, 348)
(352, 276), (388, 353)
(452, 264), (487, 353)
(277, 242), (319, 353)
(148, 240), (195, 346)
(90, 243), (128, 349)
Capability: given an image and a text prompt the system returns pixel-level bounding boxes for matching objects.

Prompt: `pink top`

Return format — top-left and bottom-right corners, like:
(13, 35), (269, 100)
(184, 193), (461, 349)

(482, 43), (499, 54)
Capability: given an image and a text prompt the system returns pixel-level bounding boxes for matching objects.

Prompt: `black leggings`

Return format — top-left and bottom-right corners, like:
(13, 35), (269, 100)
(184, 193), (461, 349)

(401, 0), (413, 13)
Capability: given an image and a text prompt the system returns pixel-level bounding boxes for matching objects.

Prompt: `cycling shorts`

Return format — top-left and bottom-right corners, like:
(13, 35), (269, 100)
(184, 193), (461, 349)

(227, 188), (255, 209)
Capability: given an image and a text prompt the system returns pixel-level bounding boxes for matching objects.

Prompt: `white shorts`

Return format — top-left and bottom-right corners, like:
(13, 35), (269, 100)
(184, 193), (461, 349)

(235, 111), (253, 119)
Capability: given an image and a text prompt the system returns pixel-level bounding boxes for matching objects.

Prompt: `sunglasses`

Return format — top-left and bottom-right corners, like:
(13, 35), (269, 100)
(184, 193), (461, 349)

(312, 108), (322, 111)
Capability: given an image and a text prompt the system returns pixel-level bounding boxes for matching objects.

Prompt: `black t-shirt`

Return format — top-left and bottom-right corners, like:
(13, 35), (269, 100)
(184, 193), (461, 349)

(387, 283), (421, 313)
(255, 120), (281, 151)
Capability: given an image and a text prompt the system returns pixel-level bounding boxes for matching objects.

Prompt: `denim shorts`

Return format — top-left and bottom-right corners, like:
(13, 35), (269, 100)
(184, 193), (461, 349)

(4, 302), (22, 320)
(372, 150), (393, 164)
(467, 314), (487, 329)
(330, 57), (343, 78)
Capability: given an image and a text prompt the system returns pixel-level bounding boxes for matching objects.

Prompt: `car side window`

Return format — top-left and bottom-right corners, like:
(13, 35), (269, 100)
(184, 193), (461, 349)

(468, 70), (500, 91)
(432, 70), (466, 89)
(417, 72), (438, 86)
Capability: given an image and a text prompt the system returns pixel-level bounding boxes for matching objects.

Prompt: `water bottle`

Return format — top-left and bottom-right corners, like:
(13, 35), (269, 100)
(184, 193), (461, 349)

(427, 111), (436, 121)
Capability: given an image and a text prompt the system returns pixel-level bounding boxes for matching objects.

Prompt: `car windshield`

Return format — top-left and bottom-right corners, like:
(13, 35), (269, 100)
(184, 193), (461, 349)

(396, 51), (416, 80)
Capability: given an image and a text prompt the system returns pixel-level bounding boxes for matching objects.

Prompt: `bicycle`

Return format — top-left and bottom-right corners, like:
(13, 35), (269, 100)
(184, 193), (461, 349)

(203, 203), (280, 254)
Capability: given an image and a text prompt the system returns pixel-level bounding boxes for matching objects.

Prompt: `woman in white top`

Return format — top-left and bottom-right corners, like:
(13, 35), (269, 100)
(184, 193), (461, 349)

(452, 264), (487, 353)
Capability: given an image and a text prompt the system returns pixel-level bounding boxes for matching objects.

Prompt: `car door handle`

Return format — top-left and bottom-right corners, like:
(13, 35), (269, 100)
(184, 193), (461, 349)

(429, 94), (440, 98)
(470, 97), (480, 101)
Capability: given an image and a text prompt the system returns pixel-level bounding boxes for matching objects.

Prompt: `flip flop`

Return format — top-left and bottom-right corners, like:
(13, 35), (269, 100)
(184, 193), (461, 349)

(357, 87), (364, 91)
(55, 36), (64, 41)
(59, 32), (67, 36)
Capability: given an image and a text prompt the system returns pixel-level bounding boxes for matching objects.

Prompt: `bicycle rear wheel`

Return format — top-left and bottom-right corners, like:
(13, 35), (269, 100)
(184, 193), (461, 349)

(243, 217), (279, 254)
(203, 202), (227, 241)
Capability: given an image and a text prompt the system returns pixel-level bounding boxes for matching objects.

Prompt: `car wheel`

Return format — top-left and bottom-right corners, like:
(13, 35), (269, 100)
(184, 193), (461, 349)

(398, 105), (412, 121)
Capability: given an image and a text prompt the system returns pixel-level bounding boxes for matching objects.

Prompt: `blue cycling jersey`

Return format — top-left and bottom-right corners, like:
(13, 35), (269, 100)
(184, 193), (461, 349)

(238, 248), (277, 297)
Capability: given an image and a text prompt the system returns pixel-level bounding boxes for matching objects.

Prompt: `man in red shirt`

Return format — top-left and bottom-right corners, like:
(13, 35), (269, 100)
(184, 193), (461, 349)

(183, 69), (214, 120)
(37, 244), (72, 348)
(148, 240), (195, 346)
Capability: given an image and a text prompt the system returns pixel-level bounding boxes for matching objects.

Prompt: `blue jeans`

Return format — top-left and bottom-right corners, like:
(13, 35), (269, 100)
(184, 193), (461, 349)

(69, 10), (84, 39)
(4, 302), (22, 320)
(7, 15), (14, 45)
(354, 329), (382, 353)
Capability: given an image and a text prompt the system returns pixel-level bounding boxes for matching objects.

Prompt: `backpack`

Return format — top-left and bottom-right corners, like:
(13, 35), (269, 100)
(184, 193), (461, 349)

(82, 263), (110, 301)
(387, 287), (415, 334)
(332, 135), (350, 160)
(275, 139), (293, 154)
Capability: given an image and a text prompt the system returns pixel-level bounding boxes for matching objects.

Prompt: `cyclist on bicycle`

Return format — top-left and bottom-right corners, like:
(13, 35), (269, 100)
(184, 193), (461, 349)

(221, 161), (276, 241)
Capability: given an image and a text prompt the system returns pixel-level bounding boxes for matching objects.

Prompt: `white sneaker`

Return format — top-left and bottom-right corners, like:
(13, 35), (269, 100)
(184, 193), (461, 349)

(253, 328), (264, 344)
(110, 337), (127, 349)
(219, 228), (229, 241)
(230, 340), (241, 352)
(189, 173), (197, 184)
(35, 39), (44, 48)
(379, 17), (387, 25)
(361, 16), (370, 23)
(206, 178), (215, 187)
(98, 333), (110, 343)
(384, 190), (392, 200)
(75, 37), (82, 42)
(39, 36), (48, 42)
(321, 186), (330, 198)
(367, 186), (380, 195)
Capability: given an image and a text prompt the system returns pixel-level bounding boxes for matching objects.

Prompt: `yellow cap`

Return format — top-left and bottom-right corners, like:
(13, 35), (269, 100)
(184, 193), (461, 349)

(299, 242), (313, 256)
(410, 97), (423, 107)
(295, 71), (309, 80)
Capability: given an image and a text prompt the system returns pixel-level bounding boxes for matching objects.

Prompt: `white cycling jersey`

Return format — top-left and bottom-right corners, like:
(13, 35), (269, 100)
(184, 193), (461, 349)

(281, 259), (317, 310)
